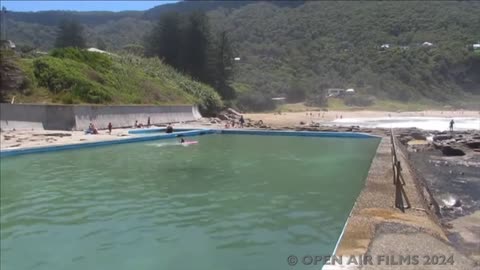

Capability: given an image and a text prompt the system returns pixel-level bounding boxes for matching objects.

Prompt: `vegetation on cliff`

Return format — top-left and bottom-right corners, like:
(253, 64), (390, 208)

(1, 48), (222, 115)
(2, 1), (480, 111)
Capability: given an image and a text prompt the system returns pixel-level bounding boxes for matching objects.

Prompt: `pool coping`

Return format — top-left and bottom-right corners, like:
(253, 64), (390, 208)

(0, 128), (380, 158)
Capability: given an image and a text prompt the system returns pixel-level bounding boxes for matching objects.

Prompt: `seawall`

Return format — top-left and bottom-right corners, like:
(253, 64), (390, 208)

(324, 135), (475, 270)
(0, 103), (202, 131)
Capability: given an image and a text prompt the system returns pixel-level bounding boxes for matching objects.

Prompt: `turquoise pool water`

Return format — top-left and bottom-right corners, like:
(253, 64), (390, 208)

(0, 134), (379, 270)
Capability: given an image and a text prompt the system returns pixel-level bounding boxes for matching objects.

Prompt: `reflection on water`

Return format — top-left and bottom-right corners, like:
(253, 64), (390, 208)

(0, 135), (379, 270)
(330, 117), (480, 131)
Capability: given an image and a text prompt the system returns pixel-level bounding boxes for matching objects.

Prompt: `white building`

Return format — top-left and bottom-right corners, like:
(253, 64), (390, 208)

(87, 47), (112, 55)
(422, 42), (434, 47)
(327, 88), (345, 97)
(0, 39), (15, 50)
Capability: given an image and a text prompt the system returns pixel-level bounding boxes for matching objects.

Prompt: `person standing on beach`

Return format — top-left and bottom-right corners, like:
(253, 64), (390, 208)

(108, 122), (112, 134)
(239, 116), (245, 128)
(449, 119), (454, 132)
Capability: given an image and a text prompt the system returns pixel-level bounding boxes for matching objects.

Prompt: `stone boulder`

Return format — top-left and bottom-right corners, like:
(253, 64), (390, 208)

(441, 146), (465, 156)
(466, 141), (480, 149)
(433, 134), (453, 141)
(226, 108), (242, 116)
(410, 132), (427, 140)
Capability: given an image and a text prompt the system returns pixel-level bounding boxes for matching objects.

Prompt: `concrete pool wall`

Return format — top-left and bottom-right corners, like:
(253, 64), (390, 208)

(0, 103), (201, 131)
(323, 136), (475, 270)
(0, 129), (380, 158)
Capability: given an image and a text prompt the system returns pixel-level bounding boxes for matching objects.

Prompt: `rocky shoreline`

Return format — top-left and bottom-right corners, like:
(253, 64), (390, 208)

(395, 128), (480, 261)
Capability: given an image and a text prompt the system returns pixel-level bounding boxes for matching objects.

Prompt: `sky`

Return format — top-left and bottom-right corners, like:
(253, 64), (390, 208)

(2, 1), (178, 12)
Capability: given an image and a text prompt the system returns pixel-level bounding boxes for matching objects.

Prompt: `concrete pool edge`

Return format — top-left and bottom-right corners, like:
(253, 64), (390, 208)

(0, 129), (213, 158)
(1, 129), (380, 158)
(322, 136), (476, 270)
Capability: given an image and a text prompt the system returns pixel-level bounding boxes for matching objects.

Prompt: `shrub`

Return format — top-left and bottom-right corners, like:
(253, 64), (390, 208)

(33, 56), (112, 103)
(236, 92), (276, 112)
(344, 95), (375, 107)
(50, 47), (112, 71)
(305, 90), (327, 107)
(119, 55), (223, 115)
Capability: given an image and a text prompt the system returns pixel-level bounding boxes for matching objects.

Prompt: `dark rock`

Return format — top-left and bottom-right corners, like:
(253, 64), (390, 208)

(399, 135), (413, 145)
(410, 132), (427, 140)
(441, 146), (465, 156)
(217, 114), (229, 121)
(433, 134), (453, 141)
(453, 199), (462, 207)
(226, 108), (242, 116)
(466, 141), (480, 149)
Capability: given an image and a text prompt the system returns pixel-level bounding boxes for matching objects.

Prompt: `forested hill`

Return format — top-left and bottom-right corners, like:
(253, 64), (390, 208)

(3, 1), (480, 110)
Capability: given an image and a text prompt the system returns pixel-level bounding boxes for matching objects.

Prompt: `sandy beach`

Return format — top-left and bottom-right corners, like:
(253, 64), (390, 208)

(1, 110), (479, 151)
(245, 110), (480, 128)
(0, 121), (219, 150)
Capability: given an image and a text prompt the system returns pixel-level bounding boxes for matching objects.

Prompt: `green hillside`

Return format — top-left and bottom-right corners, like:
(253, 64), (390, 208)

(2, 1), (480, 111)
(0, 48), (222, 114)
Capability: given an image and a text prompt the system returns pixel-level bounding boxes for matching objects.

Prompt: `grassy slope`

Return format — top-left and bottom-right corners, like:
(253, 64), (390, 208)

(8, 49), (223, 114)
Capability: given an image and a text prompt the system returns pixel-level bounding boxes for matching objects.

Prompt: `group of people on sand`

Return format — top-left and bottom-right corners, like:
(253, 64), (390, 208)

(225, 115), (245, 129)
(85, 122), (113, 135)
(134, 117), (151, 129)
(305, 112), (331, 118)
(85, 123), (99, 134)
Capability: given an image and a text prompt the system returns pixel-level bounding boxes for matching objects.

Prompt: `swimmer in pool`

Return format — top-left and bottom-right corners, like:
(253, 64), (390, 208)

(180, 138), (185, 144)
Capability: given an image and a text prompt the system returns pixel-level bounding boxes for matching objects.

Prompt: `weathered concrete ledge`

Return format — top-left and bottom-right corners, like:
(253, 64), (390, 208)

(324, 136), (476, 269)
(0, 103), (202, 131)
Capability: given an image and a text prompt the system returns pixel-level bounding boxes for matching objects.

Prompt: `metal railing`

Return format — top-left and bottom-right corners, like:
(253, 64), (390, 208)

(390, 129), (411, 212)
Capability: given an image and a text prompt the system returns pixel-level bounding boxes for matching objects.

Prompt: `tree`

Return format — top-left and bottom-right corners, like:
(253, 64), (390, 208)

(54, 19), (86, 48)
(145, 12), (183, 68)
(213, 31), (236, 99)
(96, 38), (107, 50)
(183, 11), (213, 84)
(286, 78), (306, 102)
(123, 44), (145, 56)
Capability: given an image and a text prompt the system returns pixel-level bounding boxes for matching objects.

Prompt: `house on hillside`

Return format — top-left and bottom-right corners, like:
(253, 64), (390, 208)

(87, 47), (112, 55)
(0, 40), (15, 50)
(473, 43), (480, 50)
(422, 41), (434, 47)
(327, 88), (345, 97)
(380, 44), (390, 50)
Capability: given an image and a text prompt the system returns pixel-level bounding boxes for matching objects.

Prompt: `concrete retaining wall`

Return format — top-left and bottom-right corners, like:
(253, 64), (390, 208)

(0, 103), (201, 131)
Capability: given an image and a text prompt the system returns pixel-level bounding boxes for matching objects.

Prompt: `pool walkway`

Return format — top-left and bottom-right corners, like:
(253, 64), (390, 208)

(325, 136), (477, 269)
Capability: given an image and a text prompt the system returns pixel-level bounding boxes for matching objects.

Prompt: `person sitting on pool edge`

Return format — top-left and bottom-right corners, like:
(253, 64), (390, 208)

(85, 123), (98, 135)
(166, 123), (173, 133)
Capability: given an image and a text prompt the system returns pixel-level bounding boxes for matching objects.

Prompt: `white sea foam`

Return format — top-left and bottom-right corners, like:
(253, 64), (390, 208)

(329, 117), (480, 131)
